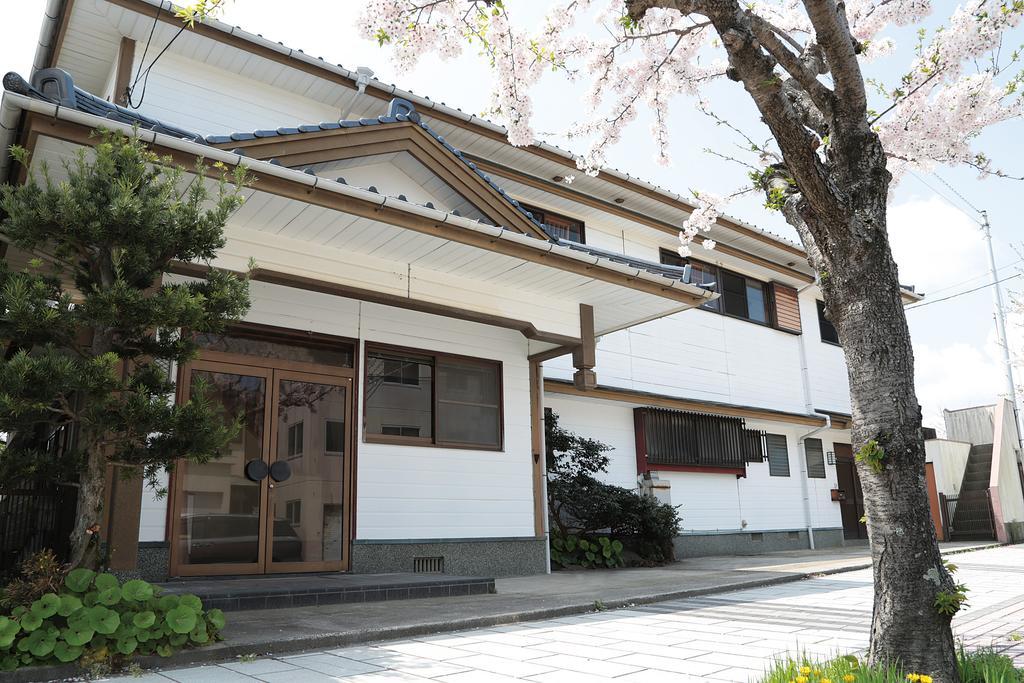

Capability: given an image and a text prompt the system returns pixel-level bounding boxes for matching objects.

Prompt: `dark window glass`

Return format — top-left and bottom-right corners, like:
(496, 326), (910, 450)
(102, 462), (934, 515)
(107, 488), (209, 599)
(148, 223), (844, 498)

(722, 271), (749, 318)
(285, 500), (301, 525)
(659, 251), (720, 311)
(436, 358), (502, 448)
(365, 352), (433, 440)
(520, 204), (585, 243)
(658, 252), (769, 320)
(817, 300), (840, 345)
(381, 425), (422, 437)
(805, 438), (826, 478)
(765, 434), (790, 477)
(325, 419), (345, 454)
(286, 422), (303, 459)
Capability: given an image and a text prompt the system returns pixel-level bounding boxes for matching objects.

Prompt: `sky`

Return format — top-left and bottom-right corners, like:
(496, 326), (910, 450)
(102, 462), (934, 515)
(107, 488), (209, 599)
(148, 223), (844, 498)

(2, 0), (1022, 433)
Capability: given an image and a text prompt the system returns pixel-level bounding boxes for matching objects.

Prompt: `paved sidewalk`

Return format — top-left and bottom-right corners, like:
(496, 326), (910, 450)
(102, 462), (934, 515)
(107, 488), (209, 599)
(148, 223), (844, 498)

(107, 543), (1023, 683)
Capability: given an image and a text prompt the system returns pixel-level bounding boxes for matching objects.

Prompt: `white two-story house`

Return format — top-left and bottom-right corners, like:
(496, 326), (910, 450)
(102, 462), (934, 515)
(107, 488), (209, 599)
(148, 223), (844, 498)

(0, 0), (920, 581)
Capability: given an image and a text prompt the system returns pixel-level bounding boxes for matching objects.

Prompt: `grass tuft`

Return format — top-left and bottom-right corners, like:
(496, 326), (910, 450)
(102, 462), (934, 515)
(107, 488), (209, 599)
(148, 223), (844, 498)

(758, 647), (1022, 683)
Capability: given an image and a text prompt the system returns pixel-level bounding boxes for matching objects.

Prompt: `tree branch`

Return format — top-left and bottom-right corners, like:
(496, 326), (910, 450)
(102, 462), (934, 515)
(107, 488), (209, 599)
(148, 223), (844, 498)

(801, 0), (867, 121)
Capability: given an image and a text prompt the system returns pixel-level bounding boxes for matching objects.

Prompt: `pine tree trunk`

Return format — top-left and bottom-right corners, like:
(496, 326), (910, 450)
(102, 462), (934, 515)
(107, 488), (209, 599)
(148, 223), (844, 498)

(67, 450), (106, 569)
(815, 209), (960, 680)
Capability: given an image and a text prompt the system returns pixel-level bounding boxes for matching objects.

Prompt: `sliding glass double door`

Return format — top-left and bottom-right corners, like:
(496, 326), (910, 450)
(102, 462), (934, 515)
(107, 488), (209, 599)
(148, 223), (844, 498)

(170, 360), (352, 576)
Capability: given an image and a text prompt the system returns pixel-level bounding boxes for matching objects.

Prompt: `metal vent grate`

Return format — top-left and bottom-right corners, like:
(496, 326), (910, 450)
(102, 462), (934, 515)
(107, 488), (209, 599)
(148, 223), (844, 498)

(413, 556), (445, 573)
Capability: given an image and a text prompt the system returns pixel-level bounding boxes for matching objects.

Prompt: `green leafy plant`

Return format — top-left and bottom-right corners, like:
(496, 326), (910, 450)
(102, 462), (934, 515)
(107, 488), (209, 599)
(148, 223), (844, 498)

(935, 583), (969, 616)
(759, 648), (1023, 682)
(856, 439), (886, 474)
(545, 411), (682, 567)
(0, 552), (224, 672)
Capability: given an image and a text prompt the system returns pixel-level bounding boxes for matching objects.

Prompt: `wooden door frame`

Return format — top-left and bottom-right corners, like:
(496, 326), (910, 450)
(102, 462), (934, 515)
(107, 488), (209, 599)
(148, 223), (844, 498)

(264, 369), (355, 574)
(167, 332), (359, 577)
(168, 360), (274, 577)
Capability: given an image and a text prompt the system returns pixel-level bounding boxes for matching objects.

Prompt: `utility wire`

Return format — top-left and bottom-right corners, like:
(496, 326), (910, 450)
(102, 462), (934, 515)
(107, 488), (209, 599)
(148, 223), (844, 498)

(125, 4), (189, 109)
(925, 256), (1024, 296)
(905, 272), (1022, 311)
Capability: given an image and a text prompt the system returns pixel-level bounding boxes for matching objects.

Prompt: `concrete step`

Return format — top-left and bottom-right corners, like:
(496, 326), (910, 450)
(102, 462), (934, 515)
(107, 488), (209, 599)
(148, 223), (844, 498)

(157, 572), (496, 612)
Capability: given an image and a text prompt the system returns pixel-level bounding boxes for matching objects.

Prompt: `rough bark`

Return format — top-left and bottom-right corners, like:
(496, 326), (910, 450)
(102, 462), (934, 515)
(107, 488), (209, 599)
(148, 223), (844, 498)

(623, 0), (961, 678)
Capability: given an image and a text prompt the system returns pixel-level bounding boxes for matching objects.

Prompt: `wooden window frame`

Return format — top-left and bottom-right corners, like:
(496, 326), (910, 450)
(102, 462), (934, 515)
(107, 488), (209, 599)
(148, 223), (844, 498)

(519, 203), (586, 244)
(817, 300), (841, 346)
(363, 342), (504, 451)
(765, 433), (791, 477)
(659, 249), (775, 327)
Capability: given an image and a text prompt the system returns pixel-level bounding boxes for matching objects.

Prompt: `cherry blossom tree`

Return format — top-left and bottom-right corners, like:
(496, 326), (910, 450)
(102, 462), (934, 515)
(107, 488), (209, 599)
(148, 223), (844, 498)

(358, 1), (1023, 679)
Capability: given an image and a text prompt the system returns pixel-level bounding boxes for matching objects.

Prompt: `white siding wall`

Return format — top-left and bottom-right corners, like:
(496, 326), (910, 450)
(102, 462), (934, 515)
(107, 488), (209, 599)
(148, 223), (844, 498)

(545, 394), (845, 533)
(992, 399), (1024, 525)
(799, 289), (850, 413)
(548, 306), (809, 414)
(925, 439), (971, 496)
(148, 278), (536, 543)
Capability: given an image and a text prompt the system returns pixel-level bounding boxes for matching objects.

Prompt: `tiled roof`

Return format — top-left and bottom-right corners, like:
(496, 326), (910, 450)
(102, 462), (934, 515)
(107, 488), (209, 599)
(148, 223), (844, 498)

(204, 98), (555, 240)
(4, 68), (699, 288)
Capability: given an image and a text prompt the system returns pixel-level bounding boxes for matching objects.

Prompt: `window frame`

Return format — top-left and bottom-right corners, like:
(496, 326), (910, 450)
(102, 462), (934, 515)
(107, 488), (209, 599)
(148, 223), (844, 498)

(324, 418), (345, 456)
(286, 421), (304, 460)
(658, 250), (770, 325)
(519, 204), (586, 244)
(764, 433), (791, 477)
(816, 300), (840, 346)
(363, 343), (504, 451)
(805, 437), (827, 479)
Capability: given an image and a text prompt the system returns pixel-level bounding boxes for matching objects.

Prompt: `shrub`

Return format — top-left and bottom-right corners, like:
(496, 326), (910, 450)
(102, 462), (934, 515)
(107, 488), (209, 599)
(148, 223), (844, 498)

(759, 649), (1023, 683)
(550, 532), (624, 569)
(545, 411), (682, 567)
(1, 550), (68, 610)
(0, 557), (223, 672)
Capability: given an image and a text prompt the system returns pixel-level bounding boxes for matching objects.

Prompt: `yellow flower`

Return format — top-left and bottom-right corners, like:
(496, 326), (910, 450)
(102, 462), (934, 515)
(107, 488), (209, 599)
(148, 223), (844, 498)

(822, 678), (832, 683)
(907, 675), (920, 682)
(801, 667), (812, 675)
(796, 677), (809, 683)
(844, 676), (856, 683)
(920, 677), (933, 683)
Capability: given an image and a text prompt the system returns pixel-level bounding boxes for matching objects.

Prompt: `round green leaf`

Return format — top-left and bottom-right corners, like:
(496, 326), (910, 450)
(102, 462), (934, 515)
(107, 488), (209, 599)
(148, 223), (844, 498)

(155, 643), (173, 658)
(65, 568), (96, 593)
(61, 626), (94, 647)
(66, 609), (91, 631)
(25, 630), (56, 658)
(115, 637), (138, 656)
(165, 606), (197, 634)
(205, 608), (225, 631)
(30, 593), (60, 619)
(57, 594), (83, 617)
(82, 591), (98, 607)
(52, 641), (82, 663)
(94, 573), (119, 592)
(135, 629), (150, 643)
(97, 586), (122, 606)
(18, 613), (42, 633)
(121, 579), (154, 602)
(179, 594), (203, 612)
(189, 623), (208, 644)
(1, 653), (20, 671)
(169, 632), (188, 647)
(87, 606), (120, 635)
(611, 539), (624, 553)
(114, 622), (137, 640)
(90, 633), (108, 650)
(158, 595), (180, 611)
(133, 611), (156, 629)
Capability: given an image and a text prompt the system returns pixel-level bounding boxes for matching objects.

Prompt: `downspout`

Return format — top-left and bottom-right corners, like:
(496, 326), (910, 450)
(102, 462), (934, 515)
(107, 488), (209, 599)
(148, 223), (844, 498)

(796, 278), (824, 549)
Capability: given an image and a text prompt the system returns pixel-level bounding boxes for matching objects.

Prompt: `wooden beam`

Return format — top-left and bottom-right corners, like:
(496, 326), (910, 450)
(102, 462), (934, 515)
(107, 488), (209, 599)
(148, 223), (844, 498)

(544, 379), (827, 427)
(167, 261), (582, 347)
(572, 303), (596, 391)
(529, 360), (547, 539)
(27, 115), (709, 308)
(113, 37), (135, 107)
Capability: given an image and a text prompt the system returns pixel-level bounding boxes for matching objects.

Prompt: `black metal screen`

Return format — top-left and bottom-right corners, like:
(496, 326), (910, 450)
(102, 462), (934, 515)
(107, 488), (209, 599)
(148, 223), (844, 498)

(0, 480), (79, 575)
(942, 491), (996, 541)
(637, 407), (765, 469)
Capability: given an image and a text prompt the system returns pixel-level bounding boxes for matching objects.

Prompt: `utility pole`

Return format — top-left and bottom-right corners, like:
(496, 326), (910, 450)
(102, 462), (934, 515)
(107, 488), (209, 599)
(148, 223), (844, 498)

(980, 210), (1022, 443)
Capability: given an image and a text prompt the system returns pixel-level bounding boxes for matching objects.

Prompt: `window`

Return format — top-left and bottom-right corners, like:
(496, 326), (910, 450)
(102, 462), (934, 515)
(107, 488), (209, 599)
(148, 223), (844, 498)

(635, 407), (765, 471)
(520, 204), (585, 243)
(659, 251), (769, 322)
(286, 422), (303, 459)
(765, 434), (790, 477)
(805, 438), (826, 478)
(817, 300), (840, 345)
(365, 346), (503, 449)
(285, 500), (301, 525)
(324, 419), (345, 455)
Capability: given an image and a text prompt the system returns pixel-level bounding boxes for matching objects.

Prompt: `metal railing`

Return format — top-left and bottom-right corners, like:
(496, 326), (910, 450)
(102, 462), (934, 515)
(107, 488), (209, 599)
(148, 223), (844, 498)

(941, 490), (996, 541)
(637, 407), (765, 469)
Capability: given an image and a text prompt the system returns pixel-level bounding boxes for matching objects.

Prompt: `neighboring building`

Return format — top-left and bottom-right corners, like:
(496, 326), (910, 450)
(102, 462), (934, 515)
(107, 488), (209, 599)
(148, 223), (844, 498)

(1, 0), (922, 580)
(926, 400), (1024, 543)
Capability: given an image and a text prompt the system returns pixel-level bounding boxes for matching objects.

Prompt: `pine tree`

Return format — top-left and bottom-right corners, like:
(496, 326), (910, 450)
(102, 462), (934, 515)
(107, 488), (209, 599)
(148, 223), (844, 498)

(0, 130), (251, 569)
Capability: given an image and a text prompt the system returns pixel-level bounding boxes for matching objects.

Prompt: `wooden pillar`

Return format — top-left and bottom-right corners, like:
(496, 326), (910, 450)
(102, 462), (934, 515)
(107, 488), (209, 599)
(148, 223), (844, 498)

(529, 359), (547, 538)
(105, 466), (143, 570)
(572, 304), (596, 391)
(113, 38), (136, 107)
(925, 462), (944, 542)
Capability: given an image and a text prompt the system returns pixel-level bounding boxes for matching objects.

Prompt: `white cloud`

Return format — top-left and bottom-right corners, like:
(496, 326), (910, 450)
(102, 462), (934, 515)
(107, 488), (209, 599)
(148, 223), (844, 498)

(914, 340), (1002, 434)
(888, 196), (987, 295)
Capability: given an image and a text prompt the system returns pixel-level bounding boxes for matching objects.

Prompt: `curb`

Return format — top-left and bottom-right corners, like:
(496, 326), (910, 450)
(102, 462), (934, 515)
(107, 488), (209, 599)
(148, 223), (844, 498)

(5, 542), (1005, 682)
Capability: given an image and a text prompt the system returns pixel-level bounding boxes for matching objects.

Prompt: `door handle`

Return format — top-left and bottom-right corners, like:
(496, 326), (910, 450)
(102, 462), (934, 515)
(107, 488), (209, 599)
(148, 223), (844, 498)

(245, 459), (269, 482)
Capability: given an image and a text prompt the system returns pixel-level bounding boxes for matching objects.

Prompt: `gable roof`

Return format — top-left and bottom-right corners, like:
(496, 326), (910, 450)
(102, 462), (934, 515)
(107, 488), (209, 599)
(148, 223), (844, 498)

(205, 98), (553, 241)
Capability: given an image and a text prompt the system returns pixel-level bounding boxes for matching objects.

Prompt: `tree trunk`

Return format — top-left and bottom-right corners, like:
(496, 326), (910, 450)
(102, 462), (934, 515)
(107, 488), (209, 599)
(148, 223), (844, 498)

(811, 202), (960, 678)
(67, 450), (106, 570)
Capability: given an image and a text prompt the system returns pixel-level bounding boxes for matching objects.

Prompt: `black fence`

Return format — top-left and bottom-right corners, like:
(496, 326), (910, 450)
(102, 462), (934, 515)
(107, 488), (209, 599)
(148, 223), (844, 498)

(0, 480), (79, 576)
(941, 491), (996, 541)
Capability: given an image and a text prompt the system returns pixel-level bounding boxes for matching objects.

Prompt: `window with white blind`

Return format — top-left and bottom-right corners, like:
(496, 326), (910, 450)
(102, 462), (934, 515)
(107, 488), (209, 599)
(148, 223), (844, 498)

(805, 438), (827, 478)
